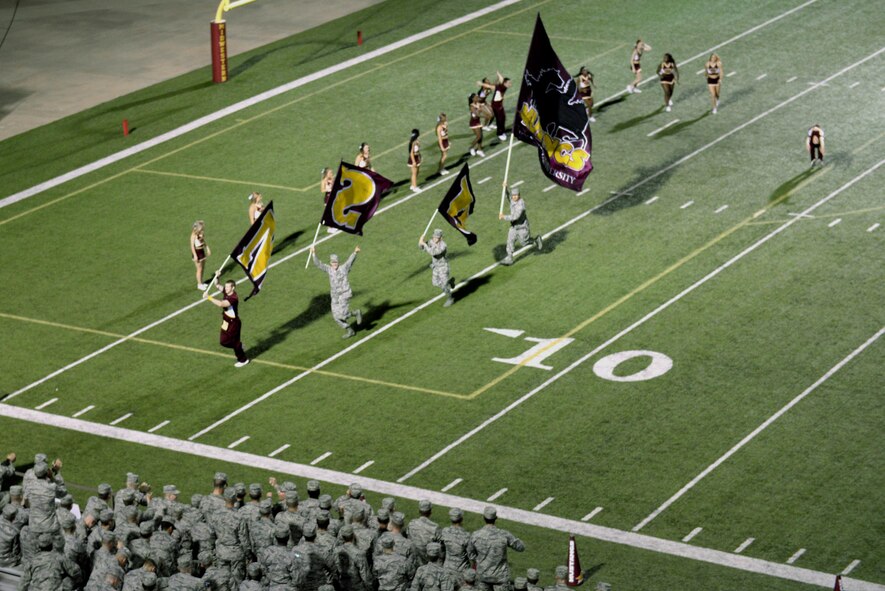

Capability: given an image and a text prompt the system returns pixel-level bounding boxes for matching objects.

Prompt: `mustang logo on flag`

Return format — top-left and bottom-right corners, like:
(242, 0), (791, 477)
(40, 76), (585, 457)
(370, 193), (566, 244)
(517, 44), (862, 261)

(514, 14), (592, 191)
(437, 163), (478, 245)
(231, 201), (275, 299)
(322, 162), (393, 235)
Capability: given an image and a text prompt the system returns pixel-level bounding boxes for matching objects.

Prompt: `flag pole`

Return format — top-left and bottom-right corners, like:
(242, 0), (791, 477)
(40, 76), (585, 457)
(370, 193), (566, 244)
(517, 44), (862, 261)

(305, 223), (322, 269)
(420, 210), (438, 240)
(203, 254), (231, 295)
(499, 134), (516, 215)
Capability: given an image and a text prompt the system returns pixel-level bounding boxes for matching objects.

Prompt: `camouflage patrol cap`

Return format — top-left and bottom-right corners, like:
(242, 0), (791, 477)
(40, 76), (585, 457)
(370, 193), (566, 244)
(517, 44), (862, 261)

(35, 453), (47, 463)
(376, 508), (390, 523)
(99, 509), (114, 523)
(555, 565), (568, 579)
(259, 499), (272, 515)
(418, 500), (432, 513)
(37, 533), (54, 549)
(248, 483), (262, 496)
(448, 507), (463, 522)
(59, 494), (74, 508)
(234, 483), (246, 495)
(514, 577), (528, 590)
(482, 506), (497, 520)
(302, 521), (317, 538)
(316, 510), (330, 525)
(101, 530), (116, 544)
(121, 489), (135, 502)
(285, 491), (300, 506)
(340, 524), (354, 538)
(349, 483), (362, 498)
(380, 535), (394, 549)
(142, 572), (158, 589)
(351, 507), (365, 521)
(198, 550), (214, 565)
(426, 542), (441, 557)
(381, 497), (396, 510)
(247, 562), (261, 577)
(9, 485), (22, 496)
(330, 254), (339, 263)
(510, 185), (521, 196)
(34, 462), (48, 478)
(178, 556), (192, 569)
(223, 487), (237, 501)
(98, 483), (112, 495)
(59, 513), (76, 529)
(318, 586), (335, 591)
(391, 511), (405, 526)
(281, 481), (297, 492)
(319, 494), (333, 509)
(163, 485), (180, 495)
(307, 480), (320, 492)
(121, 505), (137, 520)
(462, 569), (476, 583)
(274, 524), (290, 540)
(214, 472), (228, 484)
(526, 568), (540, 583)
(191, 494), (203, 507)
(1, 505), (16, 519)
(433, 228), (443, 237)
(126, 472), (139, 484)
(139, 521), (154, 535)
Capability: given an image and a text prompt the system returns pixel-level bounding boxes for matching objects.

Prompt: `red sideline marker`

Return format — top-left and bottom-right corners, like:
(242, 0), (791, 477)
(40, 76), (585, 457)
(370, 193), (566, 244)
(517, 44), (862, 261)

(567, 534), (584, 587)
(122, 119), (129, 136)
(357, 30), (363, 45)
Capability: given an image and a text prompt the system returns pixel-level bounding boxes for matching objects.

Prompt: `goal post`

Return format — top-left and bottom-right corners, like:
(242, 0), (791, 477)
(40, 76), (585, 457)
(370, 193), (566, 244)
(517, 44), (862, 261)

(211, 0), (260, 83)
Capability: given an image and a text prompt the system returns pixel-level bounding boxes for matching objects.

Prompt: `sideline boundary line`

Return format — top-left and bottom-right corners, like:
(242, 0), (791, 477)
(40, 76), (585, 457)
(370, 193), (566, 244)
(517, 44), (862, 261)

(0, 0), (523, 210)
(395, 157), (884, 482)
(633, 325), (885, 531)
(0, 403), (882, 591)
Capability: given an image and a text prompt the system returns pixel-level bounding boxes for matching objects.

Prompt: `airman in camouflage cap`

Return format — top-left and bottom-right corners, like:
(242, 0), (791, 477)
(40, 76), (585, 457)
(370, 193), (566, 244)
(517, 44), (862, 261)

(515, 576), (528, 590)
(419, 229), (455, 306)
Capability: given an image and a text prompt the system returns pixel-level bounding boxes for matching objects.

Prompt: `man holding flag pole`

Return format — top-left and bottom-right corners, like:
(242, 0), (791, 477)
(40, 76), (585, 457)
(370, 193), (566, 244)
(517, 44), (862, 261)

(499, 181), (542, 266)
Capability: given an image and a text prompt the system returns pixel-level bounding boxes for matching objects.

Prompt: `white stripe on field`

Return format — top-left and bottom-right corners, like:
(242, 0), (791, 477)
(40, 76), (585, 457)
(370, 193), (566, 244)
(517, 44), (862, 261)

(0, 0), (523, 209)
(147, 420), (170, 433)
(634, 323), (885, 532)
(543, 184), (557, 192)
(849, 81), (860, 88)
(787, 549), (806, 564)
(72, 405), (94, 418)
(843, 560), (861, 575)
(828, 218), (842, 227)
(715, 205), (729, 213)
(867, 223), (880, 232)
(696, 68), (704, 75)
(756, 73), (768, 81)
(645, 196), (659, 205)
(109, 413), (132, 426)
(734, 538), (755, 553)
(682, 527), (703, 542)
(441, 478), (463, 492)
(787, 76), (798, 82)
(533, 497), (555, 511)
(582, 507), (603, 521)
(577, 187), (590, 196)
(648, 119), (680, 137)
(478, 176), (492, 184)
(35, 398), (57, 410)
(511, 180), (524, 187)
(353, 460), (375, 474)
(3, 402), (884, 591)
(680, 200), (694, 209)
(398, 158), (885, 486)
(487, 488), (508, 501)
(227, 436), (249, 449)
(269, 444), (290, 458)
(726, 71), (736, 77)
(311, 452), (332, 465)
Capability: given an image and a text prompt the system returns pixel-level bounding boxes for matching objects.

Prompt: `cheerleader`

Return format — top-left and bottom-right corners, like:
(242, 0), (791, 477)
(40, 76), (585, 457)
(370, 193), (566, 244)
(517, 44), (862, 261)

(355, 143), (374, 170)
(247, 192), (263, 224)
(478, 71), (512, 140)
(407, 129), (422, 192)
(436, 113), (450, 176)
(658, 53), (679, 111)
(627, 39), (652, 93)
(576, 67), (596, 122)
(705, 54), (722, 113)
(468, 94), (486, 158)
(321, 167), (339, 233)
(807, 125), (825, 167)
(190, 220), (211, 290)
(477, 78), (495, 130)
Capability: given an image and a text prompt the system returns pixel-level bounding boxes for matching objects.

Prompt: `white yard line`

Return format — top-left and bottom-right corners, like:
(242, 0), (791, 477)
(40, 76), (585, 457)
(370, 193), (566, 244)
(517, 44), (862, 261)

(787, 549), (806, 564)
(828, 218), (842, 227)
(487, 488), (508, 501)
(2, 402), (883, 591)
(511, 180), (525, 188)
(787, 76), (798, 83)
(577, 187), (590, 196)
(582, 507), (603, 521)
(633, 324), (884, 532)
(227, 436), (250, 449)
(715, 205), (729, 213)
(109, 413), (132, 426)
(648, 120), (680, 137)
(727, 71), (737, 77)
(680, 200), (694, 209)
(734, 538), (755, 553)
(843, 560), (861, 575)
(147, 420), (170, 433)
(353, 460), (375, 474)
(397, 158), (885, 485)
(533, 497), (555, 511)
(269, 444), (290, 458)
(0, 0), (523, 209)
(867, 223), (880, 232)
(696, 69), (705, 75)
(478, 176), (492, 184)
(35, 398), (57, 410)
(311, 451), (332, 465)
(543, 184), (557, 192)
(441, 478), (463, 492)
(756, 73), (768, 81)
(72, 405), (94, 418)
(645, 196), (659, 205)
(682, 527), (703, 542)
(849, 82), (860, 89)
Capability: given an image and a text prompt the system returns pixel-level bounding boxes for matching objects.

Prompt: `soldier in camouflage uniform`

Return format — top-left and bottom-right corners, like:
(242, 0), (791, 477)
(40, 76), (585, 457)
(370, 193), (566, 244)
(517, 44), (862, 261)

(19, 532), (82, 591)
(259, 524), (295, 590)
(311, 246), (363, 338)
(200, 473), (228, 523)
(150, 518), (180, 577)
(83, 483), (113, 523)
(419, 229), (455, 307)
(274, 493), (305, 547)
(409, 542), (452, 591)
(0, 504), (20, 567)
(114, 473), (149, 518)
(318, 495), (341, 537)
(543, 566), (569, 591)
(498, 183), (542, 266)
(8, 486), (28, 531)
(0, 452), (15, 499)
(338, 484), (372, 527)
(440, 508), (470, 572)
(467, 507), (525, 591)
(122, 555), (159, 591)
(367, 498), (395, 530)
(215, 488), (250, 585)
(299, 481), (322, 522)
(201, 551), (234, 591)
(151, 484), (183, 522)
(233, 483), (247, 510)
(240, 562), (263, 591)
(406, 500), (442, 566)
(238, 484), (263, 524)
(248, 500), (275, 559)
(27, 463), (61, 543)
(461, 569), (478, 591)
(167, 556), (203, 591)
(379, 512), (416, 579)
(514, 577), (528, 591)
(60, 514), (89, 579)
(129, 521), (154, 569)
(293, 521), (333, 591)
(335, 524), (373, 591)
(313, 511), (338, 557)
(526, 568), (543, 591)
(373, 536), (410, 591)
(18, 517), (37, 568)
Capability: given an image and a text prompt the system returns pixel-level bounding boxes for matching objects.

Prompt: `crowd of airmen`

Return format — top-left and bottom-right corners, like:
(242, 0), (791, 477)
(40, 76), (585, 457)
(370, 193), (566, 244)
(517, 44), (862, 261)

(0, 454), (577, 591)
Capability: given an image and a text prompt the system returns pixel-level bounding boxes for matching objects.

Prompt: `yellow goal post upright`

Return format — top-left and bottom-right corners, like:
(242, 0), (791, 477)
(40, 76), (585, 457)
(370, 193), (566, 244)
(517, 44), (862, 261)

(210, 0), (259, 83)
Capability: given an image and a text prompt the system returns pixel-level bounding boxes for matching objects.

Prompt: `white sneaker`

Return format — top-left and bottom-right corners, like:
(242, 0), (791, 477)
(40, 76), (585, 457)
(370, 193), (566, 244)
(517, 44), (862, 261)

(483, 125), (493, 131)
(665, 105), (671, 112)
(470, 148), (476, 156)
(498, 134), (507, 141)
(626, 85), (633, 93)
(197, 283), (208, 290)
(668, 99), (673, 106)
(411, 185), (421, 193)
(477, 149), (486, 157)
(234, 359), (250, 368)
(326, 227), (340, 234)
(589, 116), (596, 123)
(712, 107), (717, 114)
(440, 169), (450, 175)
(633, 87), (642, 93)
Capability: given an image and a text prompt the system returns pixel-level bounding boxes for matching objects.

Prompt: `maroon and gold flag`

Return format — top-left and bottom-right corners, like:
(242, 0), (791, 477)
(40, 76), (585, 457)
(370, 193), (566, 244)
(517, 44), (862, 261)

(231, 201), (275, 299)
(437, 163), (477, 245)
(513, 15), (592, 191)
(321, 162), (393, 235)
(566, 535), (584, 587)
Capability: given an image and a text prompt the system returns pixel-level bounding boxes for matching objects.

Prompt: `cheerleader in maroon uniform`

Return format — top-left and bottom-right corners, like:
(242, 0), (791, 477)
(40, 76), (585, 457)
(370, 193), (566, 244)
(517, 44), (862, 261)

(478, 71), (512, 140)
(355, 143), (374, 171)
(807, 125), (825, 167)
(321, 167), (339, 234)
(204, 277), (249, 367)
(190, 220), (211, 290)
(477, 78), (494, 130)
(627, 39), (652, 93)
(657, 53), (679, 111)
(705, 54), (722, 113)
(468, 94), (486, 158)
(407, 129), (422, 192)
(436, 113), (450, 176)
(576, 67), (596, 122)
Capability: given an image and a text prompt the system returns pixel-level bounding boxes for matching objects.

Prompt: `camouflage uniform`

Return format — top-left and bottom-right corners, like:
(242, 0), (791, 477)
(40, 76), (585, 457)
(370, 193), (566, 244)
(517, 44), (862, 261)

(299, 481), (322, 522)
(421, 231), (454, 305)
(526, 568), (543, 591)
(258, 525), (295, 590)
(167, 557), (203, 591)
(19, 534), (82, 590)
(248, 501), (275, 559)
(409, 543), (452, 591)
(150, 523), (180, 577)
(467, 508), (525, 591)
(440, 509), (470, 572)
(293, 523), (333, 591)
(543, 567), (570, 591)
(334, 527), (373, 591)
(501, 186), (541, 265)
(26, 465), (60, 537)
(312, 251), (362, 334)
(0, 505), (20, 566)
(214, 495), (250, 585)
(239, 562), (263, 591)
(373, 537), (410, 591)
(405, 501), (441, 566)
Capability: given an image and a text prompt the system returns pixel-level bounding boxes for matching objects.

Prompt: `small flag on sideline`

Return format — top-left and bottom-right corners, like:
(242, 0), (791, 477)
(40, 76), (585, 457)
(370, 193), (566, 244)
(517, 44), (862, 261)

(437, 163), (478, 245)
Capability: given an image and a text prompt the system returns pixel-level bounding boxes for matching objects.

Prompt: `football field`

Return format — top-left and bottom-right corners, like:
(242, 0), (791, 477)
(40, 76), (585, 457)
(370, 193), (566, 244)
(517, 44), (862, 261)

(1, 0), (882, 588)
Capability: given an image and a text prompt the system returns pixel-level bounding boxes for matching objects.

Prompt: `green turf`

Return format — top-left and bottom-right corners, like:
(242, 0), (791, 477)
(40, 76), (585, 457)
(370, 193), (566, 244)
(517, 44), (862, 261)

(1, 0), (883, 588)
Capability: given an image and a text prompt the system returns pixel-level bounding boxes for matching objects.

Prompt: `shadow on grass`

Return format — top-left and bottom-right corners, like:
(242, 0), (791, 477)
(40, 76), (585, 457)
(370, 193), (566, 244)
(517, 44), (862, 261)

(595, 95), (627, 114)
(535, 228), (568, 254)
(767, 167), (817, 204)
(653, 110), (710, 139)
(403, 249), (468, 282)
(273, 230), (305, 257)
(592, 155), (683, 216)
(247, 293), (328, 357)
(454, 275), (492, 303)
(608, 106), (665, 133)
(358, 298), (420, 332)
